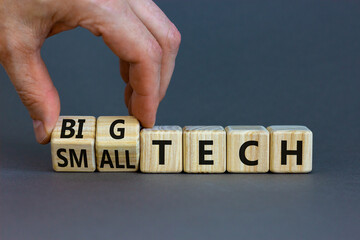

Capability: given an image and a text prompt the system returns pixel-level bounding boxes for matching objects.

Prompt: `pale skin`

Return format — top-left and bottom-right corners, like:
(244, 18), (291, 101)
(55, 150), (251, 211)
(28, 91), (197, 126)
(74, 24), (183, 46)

(0, 0), (181, 144)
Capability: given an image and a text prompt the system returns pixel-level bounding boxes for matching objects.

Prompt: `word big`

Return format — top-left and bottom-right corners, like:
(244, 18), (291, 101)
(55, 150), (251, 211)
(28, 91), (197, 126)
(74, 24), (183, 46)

(51, 116), (313, 173)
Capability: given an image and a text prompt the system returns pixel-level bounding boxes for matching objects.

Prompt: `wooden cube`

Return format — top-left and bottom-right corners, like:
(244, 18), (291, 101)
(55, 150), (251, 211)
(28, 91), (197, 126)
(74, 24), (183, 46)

(267, 126), (312, 173)
(51, 116), (96, 172)
(226, 126), (269, 173)
(96, 116), (140, 172)
(140, 126), (182, 173)
(183, 126), (226, 173)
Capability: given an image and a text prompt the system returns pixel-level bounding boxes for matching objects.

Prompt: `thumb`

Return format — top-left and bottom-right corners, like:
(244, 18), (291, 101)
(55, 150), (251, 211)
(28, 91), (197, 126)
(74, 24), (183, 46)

(2, 46), (60, 144)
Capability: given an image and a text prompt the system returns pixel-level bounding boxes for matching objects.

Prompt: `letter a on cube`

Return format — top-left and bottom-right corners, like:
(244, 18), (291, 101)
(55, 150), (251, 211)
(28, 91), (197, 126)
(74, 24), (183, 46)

(96, 116), (140, 172)
(51, 116), (96, 172)
(267, 126), (312, 173)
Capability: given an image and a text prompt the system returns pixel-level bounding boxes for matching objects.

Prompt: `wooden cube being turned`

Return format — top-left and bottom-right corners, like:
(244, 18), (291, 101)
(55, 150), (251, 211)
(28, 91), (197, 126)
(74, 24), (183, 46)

(226, 126), (269, 173)
(267, 126), (313, 173)
(183, 126), (226, 173)
(51, 116), (96, 172)
(140, 126), (182, 173)
(96, 116), (140, 172)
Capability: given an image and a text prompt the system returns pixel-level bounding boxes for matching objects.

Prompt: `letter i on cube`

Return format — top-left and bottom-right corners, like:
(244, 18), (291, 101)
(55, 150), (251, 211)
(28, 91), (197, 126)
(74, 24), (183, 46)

(51, 116), (96, 172)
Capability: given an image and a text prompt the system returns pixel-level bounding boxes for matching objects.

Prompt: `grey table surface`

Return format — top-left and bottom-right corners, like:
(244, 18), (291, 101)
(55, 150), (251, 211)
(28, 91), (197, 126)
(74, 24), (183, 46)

(1, 0), (360, 239)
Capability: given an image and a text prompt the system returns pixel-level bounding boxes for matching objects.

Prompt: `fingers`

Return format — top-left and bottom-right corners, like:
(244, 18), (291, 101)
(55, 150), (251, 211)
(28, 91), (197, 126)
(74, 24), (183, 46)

(129, 0), (181, 99)
(124, 83), (133, 109)
(79, 2), (162, 127)
(120, 59), (130, 83)
(0, 0), (180, 144)
(76, 0), (180, 126)
(1, 39), (60, 144)
(120, 59), (131, 108)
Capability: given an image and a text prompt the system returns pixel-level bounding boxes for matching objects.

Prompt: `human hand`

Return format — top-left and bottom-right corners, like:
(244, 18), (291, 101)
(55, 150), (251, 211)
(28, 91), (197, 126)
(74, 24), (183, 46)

(0, 0), (181, 144)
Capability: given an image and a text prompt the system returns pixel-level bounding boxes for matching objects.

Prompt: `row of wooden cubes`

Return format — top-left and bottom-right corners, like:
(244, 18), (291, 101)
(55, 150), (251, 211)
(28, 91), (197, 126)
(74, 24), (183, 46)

(51, 116), (313, 173)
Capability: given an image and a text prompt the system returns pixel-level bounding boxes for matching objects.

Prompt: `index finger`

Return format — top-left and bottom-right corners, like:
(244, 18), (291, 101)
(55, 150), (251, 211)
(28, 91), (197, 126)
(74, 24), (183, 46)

(78, 2), (162, 127)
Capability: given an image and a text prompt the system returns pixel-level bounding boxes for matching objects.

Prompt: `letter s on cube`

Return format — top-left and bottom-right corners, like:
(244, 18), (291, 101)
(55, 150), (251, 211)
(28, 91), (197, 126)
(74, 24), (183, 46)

(51, 116), (96, 172)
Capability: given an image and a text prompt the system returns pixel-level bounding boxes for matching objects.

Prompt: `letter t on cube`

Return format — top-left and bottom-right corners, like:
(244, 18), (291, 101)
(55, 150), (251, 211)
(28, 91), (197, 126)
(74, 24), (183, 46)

(140, 126), (182, 173)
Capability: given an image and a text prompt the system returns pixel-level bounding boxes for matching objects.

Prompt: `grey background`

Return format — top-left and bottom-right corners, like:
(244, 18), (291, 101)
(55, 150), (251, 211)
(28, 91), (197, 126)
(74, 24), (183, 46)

(1, 0), (360, 239)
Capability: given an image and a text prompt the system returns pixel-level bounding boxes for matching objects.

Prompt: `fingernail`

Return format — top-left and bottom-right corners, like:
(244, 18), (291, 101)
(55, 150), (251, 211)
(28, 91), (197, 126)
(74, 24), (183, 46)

(33, 120), (49, 144)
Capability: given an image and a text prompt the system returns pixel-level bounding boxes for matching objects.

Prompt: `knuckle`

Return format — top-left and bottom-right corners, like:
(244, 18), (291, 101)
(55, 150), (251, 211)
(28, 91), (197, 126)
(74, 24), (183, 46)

(0, 38), (10, 63)
(14, 76), (49, 112)
(0, 35), (38, 64)
(146, 38), (163, 63)
(159, 90), (167, 101)
(0, 45), (5, 62)
(16, 87), (42, 111)
(165, 24), (181, 53)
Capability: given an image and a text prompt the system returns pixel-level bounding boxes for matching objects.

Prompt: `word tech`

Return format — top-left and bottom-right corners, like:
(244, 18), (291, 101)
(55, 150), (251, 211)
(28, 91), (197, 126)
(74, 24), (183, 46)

(51, 116), (313, 173)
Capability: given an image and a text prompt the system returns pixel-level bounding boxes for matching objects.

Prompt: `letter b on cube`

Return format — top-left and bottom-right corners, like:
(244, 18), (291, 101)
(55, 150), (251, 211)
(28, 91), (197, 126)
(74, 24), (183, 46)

(51, 116), (96, 172)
